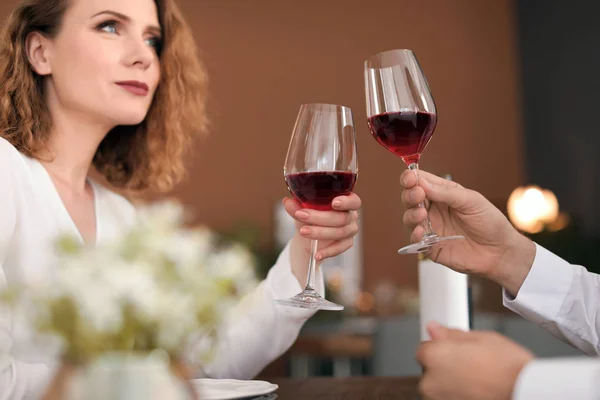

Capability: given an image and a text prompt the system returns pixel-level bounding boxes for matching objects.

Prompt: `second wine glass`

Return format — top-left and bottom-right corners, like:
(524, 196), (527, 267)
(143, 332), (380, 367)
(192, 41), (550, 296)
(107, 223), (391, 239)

(275, 103), (358, 311)
(364, 49), (463, 254)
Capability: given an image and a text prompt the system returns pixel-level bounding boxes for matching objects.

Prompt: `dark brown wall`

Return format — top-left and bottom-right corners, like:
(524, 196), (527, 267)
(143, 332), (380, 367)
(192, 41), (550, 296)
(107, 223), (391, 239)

(174, 0), (525, 290)
(0, 0), (525, 290)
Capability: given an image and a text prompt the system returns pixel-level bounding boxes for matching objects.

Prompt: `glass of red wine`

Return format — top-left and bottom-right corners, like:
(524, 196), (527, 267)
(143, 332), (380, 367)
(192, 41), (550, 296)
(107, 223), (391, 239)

(275, 103), (358, 311)
(364, 49), (463, 254)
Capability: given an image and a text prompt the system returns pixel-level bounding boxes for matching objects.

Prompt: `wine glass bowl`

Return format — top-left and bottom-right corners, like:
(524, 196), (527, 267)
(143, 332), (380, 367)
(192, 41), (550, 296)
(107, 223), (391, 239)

(364, 49), (464, 254)
(275, 103), (358, 311)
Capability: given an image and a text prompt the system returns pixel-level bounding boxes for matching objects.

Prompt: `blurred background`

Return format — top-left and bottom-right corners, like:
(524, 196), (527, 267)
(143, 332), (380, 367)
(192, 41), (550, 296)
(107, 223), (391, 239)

(3, 0), (599, 378)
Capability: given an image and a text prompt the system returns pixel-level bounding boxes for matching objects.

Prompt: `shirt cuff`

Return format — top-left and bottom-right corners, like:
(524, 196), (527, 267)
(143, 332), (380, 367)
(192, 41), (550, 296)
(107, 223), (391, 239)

(503, 244), (573, 325)
(266, 241), (325, 320)
(513, 358), (600, 400)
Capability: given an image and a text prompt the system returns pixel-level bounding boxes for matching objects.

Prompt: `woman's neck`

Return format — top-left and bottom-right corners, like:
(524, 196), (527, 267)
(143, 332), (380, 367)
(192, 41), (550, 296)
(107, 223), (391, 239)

(41, 106), (114, 194)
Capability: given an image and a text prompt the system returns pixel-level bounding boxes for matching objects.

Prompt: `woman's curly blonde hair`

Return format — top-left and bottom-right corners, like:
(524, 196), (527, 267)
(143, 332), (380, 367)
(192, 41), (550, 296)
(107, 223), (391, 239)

(0, 0), (207, 193)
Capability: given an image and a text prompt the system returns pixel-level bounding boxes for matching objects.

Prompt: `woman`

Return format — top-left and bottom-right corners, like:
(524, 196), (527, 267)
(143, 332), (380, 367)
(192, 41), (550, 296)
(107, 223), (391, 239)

(0, 0), (362, 398)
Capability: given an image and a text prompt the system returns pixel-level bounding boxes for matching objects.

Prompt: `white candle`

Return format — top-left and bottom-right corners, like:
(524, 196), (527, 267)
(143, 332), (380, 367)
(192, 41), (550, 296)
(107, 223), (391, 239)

(418, 256), (470, 340)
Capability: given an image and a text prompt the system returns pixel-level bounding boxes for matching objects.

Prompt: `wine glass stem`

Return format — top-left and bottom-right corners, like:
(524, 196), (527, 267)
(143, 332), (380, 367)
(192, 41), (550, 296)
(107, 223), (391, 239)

(408, 163), (436, 237)
(305, 239), (318, 291)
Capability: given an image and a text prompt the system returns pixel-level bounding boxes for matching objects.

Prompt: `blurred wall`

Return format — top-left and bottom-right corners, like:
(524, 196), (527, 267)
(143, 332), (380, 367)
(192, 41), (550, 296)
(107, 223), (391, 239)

(518, 0), (600, 237)
(175, 0), (525, 290)
(0, 0), (525, 290)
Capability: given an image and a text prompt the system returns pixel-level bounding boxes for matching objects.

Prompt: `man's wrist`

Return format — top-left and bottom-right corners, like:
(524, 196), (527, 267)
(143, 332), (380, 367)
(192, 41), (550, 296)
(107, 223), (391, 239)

(493, 233), (536, 297)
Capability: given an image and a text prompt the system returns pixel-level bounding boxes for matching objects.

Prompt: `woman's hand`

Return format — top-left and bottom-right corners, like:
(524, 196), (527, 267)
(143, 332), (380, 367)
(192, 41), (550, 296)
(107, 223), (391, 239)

(283, 193), (361, 286)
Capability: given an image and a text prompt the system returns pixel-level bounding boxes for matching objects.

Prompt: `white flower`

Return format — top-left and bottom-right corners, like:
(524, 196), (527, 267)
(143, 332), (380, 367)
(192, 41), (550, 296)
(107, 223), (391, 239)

(136, 201), (187, 233)
(208, 245), (258, 296)
(155, 292), (198, 350)
(76, 289), (123, 333)
(3, 200), (259, 360)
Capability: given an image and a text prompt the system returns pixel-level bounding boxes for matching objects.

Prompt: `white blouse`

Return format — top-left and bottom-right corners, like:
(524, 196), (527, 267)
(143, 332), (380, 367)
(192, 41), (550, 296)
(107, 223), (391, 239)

(504, 244), (600, 399)
(0, 137), (322, 399)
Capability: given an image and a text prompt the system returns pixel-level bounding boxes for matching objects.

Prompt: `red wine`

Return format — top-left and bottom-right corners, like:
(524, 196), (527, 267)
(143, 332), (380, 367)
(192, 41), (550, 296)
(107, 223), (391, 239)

(285, 171), (357, 211)
(367, 111), (436, 165)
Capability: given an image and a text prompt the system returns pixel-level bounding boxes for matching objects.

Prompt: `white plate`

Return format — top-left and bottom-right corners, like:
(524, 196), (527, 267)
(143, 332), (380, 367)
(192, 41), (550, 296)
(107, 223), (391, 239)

(190, 378), (278, 400)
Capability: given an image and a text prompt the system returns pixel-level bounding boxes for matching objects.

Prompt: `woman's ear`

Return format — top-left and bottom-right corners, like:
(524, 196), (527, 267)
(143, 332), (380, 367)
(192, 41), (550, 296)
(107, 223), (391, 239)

(26, 31), (52, 76)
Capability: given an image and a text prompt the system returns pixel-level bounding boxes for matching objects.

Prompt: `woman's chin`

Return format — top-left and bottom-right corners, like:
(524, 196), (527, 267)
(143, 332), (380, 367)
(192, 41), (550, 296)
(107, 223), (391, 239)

(110, 111), (150, 127)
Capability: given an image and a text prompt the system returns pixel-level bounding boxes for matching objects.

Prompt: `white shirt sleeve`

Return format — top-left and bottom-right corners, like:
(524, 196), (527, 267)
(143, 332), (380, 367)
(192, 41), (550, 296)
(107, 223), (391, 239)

(504, 243), (600, 355)
(0, 154), (17, 399)
(193, 241), (324, 379)
(513, 358), (600, 400)
(0, 140), (52, 400)
(0, 144), (51, 400)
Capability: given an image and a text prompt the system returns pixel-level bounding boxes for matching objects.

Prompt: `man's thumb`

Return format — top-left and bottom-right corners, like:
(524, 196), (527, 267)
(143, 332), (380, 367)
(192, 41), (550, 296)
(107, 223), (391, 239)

(420, 178), (472, 212)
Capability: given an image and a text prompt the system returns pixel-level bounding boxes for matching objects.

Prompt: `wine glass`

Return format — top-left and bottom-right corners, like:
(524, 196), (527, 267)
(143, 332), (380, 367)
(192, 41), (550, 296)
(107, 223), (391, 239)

(364, 49), (463, 254)
(275, 103), (358, 311)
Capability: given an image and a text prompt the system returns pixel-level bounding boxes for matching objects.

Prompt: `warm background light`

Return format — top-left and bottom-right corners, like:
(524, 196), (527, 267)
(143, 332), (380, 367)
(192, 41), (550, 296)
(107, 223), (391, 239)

(507, 186), (560, 233)
(540, 189), (560, 223)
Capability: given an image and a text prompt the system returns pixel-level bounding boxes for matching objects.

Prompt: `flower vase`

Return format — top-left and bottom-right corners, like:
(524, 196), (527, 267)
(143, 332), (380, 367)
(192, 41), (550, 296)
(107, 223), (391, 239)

(41, 352), (198, 400)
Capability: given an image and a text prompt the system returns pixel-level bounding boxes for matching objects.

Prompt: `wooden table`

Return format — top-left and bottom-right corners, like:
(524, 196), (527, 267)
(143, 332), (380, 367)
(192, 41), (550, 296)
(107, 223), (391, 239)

(272, 377), (421, 399)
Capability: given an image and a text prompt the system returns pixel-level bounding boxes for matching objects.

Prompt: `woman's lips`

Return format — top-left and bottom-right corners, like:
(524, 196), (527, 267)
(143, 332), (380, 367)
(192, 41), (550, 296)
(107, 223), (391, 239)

(116, 81), (149, 96)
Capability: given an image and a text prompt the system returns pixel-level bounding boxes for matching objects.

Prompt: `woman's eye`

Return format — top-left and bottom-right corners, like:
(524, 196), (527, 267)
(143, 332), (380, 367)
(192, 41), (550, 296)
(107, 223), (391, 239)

(146, 37), (162, 54)
(97, 21), (118, 34)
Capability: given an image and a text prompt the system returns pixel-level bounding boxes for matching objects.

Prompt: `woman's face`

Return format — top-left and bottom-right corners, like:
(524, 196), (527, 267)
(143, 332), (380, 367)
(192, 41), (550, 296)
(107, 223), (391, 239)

(41, 0), (162, 127)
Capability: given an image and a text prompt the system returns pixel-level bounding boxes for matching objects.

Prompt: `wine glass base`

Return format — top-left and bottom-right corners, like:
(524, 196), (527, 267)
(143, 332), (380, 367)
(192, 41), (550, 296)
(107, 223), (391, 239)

(274, 290), (344, 311)
(397, 234), (464, 255)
